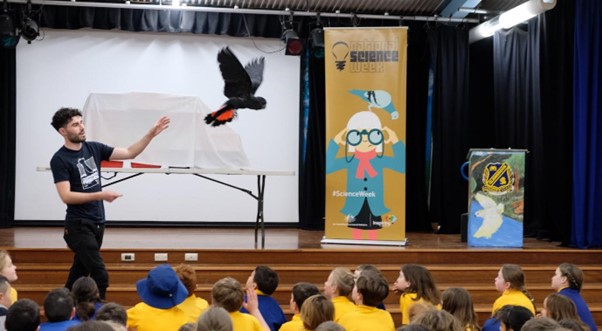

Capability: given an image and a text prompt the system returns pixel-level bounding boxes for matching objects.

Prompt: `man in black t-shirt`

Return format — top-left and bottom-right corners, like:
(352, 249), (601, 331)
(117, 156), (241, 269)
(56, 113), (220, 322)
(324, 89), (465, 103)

(50, 107), (170, 299)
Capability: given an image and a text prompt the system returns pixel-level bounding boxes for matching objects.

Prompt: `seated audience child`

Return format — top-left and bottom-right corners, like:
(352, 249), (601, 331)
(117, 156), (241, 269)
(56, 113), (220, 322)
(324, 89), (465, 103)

(0, 251), (18, 301)
(442, 287), (479, 331)
(353, 264), (385, 310)
(551, 263), (597, 331)
(541, 294), (590, 331)
(492, 264), (536, 315)
(483, 264), (536, 331)
(411, 308), (464, 331)
(5, 299), (40, 331)
(95, 302), (128, 331)
(40, 288), (80, 331)
(494, 305), (533, 331)
(95, 302), (127, 327)
(127, 264), (190, 331)
(300, 294), (334, 331)
(241, 266), (286, 331)
(315, 321), (345, 331)
(211, 277), (269, 331)
(174, 264), (209, 322)
(323, 267), (356, 322)
(558, 319), (590, 331)
(338, 268), (395, 331)
(279, 282), (320, 331)
(196, 307), (233, 331)
(0, 275), (13, 331)
(393, 264), (442, 325)
(72, 277), (103, 321)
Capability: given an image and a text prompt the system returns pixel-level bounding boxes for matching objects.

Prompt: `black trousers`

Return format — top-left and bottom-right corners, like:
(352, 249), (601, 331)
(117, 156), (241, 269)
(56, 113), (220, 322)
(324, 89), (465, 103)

(63, 219), (108, 300)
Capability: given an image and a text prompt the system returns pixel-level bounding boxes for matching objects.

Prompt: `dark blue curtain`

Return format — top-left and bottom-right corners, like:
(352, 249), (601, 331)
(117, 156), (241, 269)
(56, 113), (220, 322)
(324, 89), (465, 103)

(492, 21), (546, 240)
(298, 45), (326, 230)
(572, 0), (602, 248)
(405, 22), (432, 232)
(427, 26), (470, 234)
(538, 0), (574, 245)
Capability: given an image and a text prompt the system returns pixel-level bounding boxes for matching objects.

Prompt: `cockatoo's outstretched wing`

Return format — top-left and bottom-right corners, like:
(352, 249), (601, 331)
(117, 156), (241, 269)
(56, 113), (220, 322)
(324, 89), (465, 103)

(473, 193), (504, 239)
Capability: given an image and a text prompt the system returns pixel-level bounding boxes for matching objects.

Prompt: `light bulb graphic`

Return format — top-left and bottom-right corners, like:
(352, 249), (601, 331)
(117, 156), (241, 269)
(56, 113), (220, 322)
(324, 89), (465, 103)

(331, 41), (350, 71)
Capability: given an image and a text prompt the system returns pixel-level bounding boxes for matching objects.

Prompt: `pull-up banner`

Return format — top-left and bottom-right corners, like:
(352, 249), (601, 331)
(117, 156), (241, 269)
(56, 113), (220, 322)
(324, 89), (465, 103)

(322, 27), (408, 246)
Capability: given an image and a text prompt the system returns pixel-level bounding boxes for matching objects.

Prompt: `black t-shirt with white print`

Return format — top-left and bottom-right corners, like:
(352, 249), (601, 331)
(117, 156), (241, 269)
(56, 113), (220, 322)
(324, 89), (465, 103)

(50, 141), (114, 223)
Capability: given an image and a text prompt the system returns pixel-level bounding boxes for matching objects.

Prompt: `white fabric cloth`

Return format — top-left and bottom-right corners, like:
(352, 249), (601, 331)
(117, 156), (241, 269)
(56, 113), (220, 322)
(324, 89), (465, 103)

(83, 92), (250, 169)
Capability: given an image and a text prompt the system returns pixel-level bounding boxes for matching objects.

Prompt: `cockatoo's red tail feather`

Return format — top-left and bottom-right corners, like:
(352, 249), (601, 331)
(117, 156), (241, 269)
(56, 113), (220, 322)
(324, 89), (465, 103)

(216, 109), (235, 122)
(204, 108), (236, 127)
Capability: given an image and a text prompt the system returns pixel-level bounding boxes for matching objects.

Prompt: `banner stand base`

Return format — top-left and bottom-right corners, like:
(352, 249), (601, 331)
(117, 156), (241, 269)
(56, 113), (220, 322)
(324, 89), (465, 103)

(320, 237), (408, 247)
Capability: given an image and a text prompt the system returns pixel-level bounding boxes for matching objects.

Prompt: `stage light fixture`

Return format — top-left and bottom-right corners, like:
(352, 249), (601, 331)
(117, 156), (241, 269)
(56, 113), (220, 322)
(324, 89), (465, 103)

(0, 9), (19, 48)
(282, 28), (303, 56)
(20, 16), (38, 43)
(309, 26), (324, 58)
(469, 0), (557, 44)
(310, 27), (324, 47)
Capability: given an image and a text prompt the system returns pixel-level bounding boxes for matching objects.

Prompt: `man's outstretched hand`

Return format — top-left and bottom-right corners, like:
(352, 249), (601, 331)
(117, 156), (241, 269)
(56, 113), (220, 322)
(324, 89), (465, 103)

(149, 116), (171, 137)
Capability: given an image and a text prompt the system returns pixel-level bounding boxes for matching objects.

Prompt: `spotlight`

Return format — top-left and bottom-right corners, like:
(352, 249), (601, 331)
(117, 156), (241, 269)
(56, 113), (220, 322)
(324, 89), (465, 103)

(282, 28), (303, 56)
(20, 16), (38, 43)
(0, 10), (19, 48)
(309, 26), (324, 58)
(310, 27), (324, 47)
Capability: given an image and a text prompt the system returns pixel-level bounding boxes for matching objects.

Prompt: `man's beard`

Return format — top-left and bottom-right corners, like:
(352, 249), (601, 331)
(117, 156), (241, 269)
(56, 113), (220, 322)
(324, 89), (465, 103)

(67, 132), (86, 143)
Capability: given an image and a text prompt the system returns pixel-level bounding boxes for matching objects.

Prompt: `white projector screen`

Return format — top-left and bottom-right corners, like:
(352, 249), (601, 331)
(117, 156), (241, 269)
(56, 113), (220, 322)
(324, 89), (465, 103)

(15, 28), (300, 224)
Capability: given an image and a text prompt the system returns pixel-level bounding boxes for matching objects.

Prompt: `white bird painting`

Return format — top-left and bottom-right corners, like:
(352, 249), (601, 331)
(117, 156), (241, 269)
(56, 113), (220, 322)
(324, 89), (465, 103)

(473, 192), (505, 239)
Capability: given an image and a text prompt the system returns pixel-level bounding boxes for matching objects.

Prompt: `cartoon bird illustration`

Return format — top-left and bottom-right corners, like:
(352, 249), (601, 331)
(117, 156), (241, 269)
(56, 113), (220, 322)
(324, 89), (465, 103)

(473, 192), (504, 239)
(204, 47), (266, 127)
(349, 89), (399, 120)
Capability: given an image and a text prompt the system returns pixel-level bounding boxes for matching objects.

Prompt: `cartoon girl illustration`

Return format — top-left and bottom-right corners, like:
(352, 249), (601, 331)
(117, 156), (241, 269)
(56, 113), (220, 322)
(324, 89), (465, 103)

(326, 110), (405, 240)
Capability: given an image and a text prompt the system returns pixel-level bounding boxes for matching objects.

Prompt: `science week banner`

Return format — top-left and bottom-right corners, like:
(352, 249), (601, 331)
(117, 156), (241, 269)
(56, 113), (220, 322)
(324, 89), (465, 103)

(323, 27), (408, 245)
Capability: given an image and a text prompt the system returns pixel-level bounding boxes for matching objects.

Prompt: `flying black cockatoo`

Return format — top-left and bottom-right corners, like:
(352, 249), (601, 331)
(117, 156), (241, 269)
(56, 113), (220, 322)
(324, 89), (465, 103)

(204, 47), (266, 127)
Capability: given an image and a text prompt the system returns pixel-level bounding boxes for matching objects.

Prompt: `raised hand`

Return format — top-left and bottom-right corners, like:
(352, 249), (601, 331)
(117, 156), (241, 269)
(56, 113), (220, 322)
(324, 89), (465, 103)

(148, 116), (170, 137)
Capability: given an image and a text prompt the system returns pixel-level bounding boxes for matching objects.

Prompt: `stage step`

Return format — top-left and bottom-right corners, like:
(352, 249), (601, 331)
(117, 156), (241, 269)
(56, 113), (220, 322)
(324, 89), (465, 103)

(14, 263), (602, 285)
(9, 248), (602, 266)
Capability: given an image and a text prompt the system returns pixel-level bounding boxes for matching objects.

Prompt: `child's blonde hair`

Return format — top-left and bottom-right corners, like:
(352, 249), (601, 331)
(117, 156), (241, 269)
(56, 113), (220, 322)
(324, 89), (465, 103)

(329, 267), (355, 297)
(0, 250), (10, 271)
